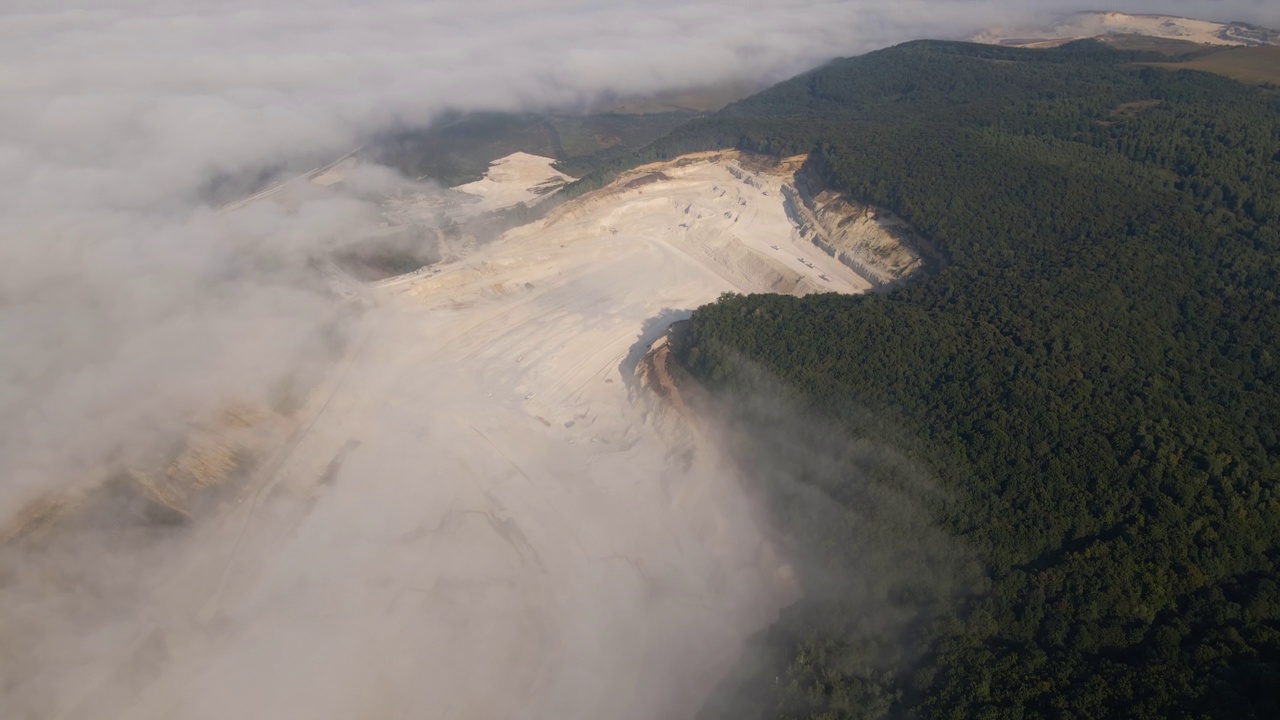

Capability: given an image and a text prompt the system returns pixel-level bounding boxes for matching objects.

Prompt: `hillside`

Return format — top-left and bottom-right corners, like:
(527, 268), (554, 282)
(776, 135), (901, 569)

(368, 109), (708, 186)
(1145, 45), (1280, 85)
(646, 40), (1280, 719)
(970, 11), (1280, 48)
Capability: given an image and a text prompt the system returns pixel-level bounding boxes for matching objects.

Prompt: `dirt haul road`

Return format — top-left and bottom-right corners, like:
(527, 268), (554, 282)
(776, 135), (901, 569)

(39, 153), (870, 720)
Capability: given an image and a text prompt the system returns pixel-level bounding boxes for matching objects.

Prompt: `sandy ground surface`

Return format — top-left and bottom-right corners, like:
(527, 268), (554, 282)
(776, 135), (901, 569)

(971, 11), (1278, 48)
(452, 152), (573, 214)
(7, 152), (870, 720)
(449, 151), (873, 297)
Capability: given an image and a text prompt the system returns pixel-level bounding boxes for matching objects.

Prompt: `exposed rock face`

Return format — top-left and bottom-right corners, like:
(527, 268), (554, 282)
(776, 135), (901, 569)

(784, 169), (924, 288)
(633, 328), (696, 445)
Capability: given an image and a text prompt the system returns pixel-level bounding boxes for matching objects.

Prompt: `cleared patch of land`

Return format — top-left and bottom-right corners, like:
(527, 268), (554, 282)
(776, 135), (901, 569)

(451, 152), (573, 213)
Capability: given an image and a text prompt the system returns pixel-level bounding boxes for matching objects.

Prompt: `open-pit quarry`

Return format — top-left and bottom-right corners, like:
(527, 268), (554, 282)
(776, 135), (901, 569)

(2, 150), (922, 720)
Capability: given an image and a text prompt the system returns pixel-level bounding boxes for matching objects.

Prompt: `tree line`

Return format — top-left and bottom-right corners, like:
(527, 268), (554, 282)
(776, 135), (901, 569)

(654, 40), (1280, 719)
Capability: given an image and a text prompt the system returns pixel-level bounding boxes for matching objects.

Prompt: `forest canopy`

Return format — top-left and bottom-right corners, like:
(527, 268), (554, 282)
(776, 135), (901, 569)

(643, 40), (1280, 719)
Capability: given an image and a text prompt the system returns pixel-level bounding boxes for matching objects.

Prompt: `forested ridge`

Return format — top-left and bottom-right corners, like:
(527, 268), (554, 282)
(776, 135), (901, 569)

(646, 41), (1280, 718)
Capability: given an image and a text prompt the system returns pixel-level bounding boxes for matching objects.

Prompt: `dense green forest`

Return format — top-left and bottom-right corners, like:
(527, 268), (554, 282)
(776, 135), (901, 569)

(637, 41), (1280, 718)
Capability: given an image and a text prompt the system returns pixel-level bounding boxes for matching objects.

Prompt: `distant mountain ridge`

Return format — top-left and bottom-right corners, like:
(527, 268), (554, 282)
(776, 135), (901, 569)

(971, 10), (1280, 48)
